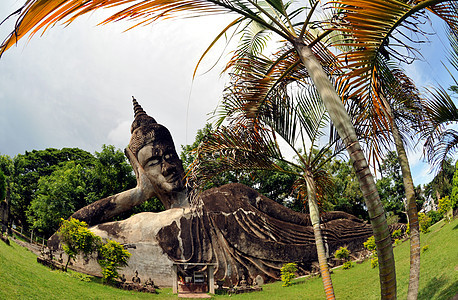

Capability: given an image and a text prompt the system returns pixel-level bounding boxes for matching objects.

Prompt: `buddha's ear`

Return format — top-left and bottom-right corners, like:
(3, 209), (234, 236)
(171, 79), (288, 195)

(125, 147), (141, 179)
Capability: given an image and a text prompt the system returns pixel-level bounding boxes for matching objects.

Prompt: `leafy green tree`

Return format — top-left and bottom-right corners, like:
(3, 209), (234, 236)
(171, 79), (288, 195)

(181, 124), (297, 207)
(425, 158), (455, 204)
(326, 158), (367, 220)
(27, 162), (91, 236)
(0, 170), (5, 201)
(10, 148), (95, 228)
(97, 239), (131, 283)
(57, 218), (101, 272)
(376, 152), (406, 223)
(88, 145), (136, 201)
(451, 161), (458, 210)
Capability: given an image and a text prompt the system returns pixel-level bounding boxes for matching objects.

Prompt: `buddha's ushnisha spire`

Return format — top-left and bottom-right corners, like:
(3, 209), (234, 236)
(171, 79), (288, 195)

(132, 96), (147, 119)
(130, 96), (157, 134)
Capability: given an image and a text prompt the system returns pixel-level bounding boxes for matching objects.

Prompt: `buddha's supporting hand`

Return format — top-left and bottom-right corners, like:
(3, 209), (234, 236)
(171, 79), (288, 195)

(124, 146), (157, 199)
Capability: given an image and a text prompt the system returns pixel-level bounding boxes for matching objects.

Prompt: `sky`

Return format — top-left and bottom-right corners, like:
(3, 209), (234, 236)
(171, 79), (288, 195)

(0, 0), (455, 187)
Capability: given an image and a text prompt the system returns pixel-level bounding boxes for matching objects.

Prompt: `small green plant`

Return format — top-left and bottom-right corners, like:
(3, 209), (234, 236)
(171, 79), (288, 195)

(97, 239), (131, 283)
(394, 239), (401, 246)
(280, 263), (297, 287)
(370, 257), (379, 269)
(364, 236), (379, 269)
(69, 272), (93, 282)
(342, 261), (353, 270)
(334, 246), (350, 261)
(391, 229), (402, 239)
(421, 245), (429, 253)
(363, 236), (377, 252)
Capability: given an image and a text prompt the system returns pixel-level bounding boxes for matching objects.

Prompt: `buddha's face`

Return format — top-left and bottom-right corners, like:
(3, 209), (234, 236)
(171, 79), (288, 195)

(137, 137), (185, 196)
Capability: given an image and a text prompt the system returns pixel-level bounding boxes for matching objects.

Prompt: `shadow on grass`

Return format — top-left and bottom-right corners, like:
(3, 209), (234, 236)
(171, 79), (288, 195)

(418, 275), (457, 300)
(452, 223), (458, 230)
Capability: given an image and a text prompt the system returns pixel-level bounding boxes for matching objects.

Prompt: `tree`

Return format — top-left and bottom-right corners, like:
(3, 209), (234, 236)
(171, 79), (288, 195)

(27, 161), (91, 237)
(0, 170), (5, 201)
(57, 217), (101, 271)
(326, 158), (367, 220)
(376, 152), (407, 223)
(10, 148), (95, 228)
(190, 88), (339, 298)
(98, 239), (131, 283)
(89, 145), (136, 201)
(451, 161), (458, 210)
(181, 124), (297, 207)
(422, 29), (458, 171)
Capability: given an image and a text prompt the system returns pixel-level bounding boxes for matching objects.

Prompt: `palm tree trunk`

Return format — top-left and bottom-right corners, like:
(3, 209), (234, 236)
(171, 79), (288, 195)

(305, 173), (335, 299)
(294, 40), (396, 299)
(390, 114), (420, 300)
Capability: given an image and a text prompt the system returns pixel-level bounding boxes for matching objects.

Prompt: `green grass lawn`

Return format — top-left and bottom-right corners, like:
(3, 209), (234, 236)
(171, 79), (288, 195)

(1, 218), (457, 299)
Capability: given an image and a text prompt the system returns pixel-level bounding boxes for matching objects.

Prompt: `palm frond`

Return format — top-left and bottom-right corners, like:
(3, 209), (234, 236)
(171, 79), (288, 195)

(0, 0), (302, 57)
(331, 0), (453, 124)
(187, 123), (299, 189)
(422, 85), (458, 169)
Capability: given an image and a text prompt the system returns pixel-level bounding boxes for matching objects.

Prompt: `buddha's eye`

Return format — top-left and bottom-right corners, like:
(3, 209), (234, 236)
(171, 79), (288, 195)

(164, 153), (175, 162)
(148, 156), (161, 166)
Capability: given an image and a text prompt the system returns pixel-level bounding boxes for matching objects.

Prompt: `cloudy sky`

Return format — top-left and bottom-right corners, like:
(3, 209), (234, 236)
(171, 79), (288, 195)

(0, 0), (455, 186)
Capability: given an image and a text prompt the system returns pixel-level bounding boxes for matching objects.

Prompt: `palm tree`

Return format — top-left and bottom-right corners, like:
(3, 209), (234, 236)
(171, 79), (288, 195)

(331, 2), (457, 298)
(423, 29), (458, 171)
(188, 77), (340, 298)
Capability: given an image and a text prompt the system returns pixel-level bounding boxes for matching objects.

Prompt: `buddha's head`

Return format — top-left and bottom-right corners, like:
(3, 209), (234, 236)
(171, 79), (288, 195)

(129, 97), (185, 208)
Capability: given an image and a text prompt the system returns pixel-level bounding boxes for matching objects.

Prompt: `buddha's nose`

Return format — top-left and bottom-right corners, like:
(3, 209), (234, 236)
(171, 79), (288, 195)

(162, 160), (175, 176)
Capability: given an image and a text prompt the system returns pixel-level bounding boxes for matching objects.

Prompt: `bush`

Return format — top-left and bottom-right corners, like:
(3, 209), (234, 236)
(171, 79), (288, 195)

(342, 261), (353, 270)
(98, 239), (131, 283)
(280, 263), (297, 287)
(58, 218), (101, 271)
(421, 245), (429, 253)
(418, 213), (432, 233)
(370, 257), (379, 269)
(427, 210), (442, 224)
(391, 229), (402, 239)
(438, 196), (453, 221)
(363, 236), (377, 253)
(334, 246), (350, 261)
(364, 236), (378, 269)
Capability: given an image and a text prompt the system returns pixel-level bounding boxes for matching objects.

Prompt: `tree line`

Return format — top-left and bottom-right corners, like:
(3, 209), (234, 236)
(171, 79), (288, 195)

(0, 132), (456, 239)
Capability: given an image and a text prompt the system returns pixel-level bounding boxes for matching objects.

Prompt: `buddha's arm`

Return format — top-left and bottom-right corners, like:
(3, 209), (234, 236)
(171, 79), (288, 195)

(68, 147), (156, 226)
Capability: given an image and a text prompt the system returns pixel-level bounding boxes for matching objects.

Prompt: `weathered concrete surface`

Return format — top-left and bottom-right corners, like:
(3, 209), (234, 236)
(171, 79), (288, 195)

(71, 184), (374, 287)
(72, 209), (189, 287)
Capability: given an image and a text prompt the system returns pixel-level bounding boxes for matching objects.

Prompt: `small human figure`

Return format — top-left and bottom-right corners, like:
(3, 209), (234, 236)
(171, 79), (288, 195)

(132, 270), (141, 284)
(239, 275), (247, 288)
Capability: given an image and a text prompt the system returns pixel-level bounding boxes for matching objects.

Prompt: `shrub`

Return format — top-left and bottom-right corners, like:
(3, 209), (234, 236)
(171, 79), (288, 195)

(364, 236), (379, 269)
(334, 246), (350, 261)
(342, 261), (353, 270)
(280, 263), (297, 287)
(363, 236), (377, 253)
(97, 239), (131, 283)
(427, 210), (442, 224)
(438, 196), (453, 222)
(394, 239), (401, 246)
(418, 213), (432, 233)
(370, 257), (379, 269)
(57, 218), (101, 271)
(391, 229), (402, 239)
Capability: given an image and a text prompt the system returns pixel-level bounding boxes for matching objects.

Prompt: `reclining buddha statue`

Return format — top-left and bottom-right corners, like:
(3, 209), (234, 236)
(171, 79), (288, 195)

(49, 98), (374, 286)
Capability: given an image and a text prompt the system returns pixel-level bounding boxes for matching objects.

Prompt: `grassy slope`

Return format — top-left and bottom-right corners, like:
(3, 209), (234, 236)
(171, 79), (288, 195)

(1, 218), (456, 299)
